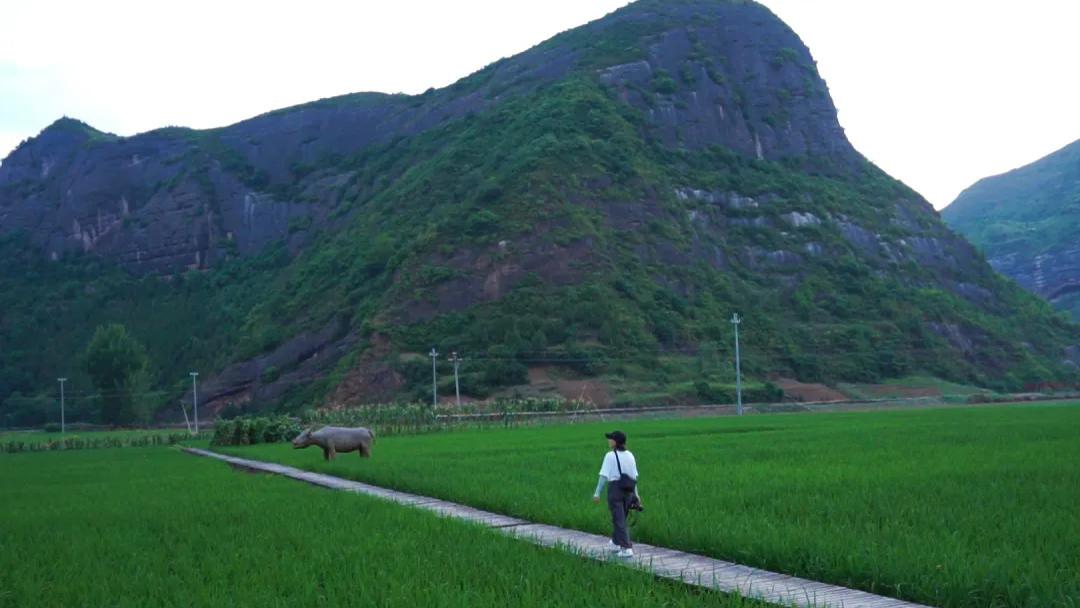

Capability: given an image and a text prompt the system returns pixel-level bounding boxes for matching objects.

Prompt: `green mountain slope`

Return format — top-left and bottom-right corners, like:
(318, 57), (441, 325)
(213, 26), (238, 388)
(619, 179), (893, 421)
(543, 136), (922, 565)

(2, 0), (1078, 424)
(942, 139), (1080, 320)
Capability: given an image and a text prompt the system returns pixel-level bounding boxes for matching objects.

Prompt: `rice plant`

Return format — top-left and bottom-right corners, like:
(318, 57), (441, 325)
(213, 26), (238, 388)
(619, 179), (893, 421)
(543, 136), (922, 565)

(225, 403), (1080, 607)
(0, 448), (763, 607)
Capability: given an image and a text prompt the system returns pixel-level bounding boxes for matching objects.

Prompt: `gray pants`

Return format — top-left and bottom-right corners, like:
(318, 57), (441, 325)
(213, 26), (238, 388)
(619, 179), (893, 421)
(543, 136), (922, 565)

(607, 481), (632, 548)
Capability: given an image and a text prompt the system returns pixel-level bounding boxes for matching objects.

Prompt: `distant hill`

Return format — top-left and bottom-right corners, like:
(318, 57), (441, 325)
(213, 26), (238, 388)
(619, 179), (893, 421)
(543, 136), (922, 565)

(942, 139), (1080, 321)
(2, 0), (1077, 425)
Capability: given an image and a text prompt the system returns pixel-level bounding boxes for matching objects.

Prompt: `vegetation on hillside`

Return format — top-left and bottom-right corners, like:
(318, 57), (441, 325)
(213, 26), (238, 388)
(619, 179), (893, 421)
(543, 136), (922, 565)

(943, 138), (1080, 321)
(3, 74), (1077, 424)
(944, 139), (1080, 258)
(0, 233), (289, 426)
(2, 1), (1077, 425)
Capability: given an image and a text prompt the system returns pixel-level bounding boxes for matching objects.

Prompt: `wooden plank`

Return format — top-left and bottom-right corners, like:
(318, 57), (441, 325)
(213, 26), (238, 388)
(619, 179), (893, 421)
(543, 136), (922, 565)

(182, 448), (934, 608)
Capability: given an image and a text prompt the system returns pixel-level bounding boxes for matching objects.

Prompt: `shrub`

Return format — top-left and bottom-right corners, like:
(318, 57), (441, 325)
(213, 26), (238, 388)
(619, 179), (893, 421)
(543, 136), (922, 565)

(746, 381), (784, 403)
(695, 382), (734, 404)
(43, 423), (62, 433)
(481, 358), (528, 387)
(211, 415), (303, 447)
(652, 70), (677, 95)
(216, 402), (249, 420)
(261, 366), (281, 383)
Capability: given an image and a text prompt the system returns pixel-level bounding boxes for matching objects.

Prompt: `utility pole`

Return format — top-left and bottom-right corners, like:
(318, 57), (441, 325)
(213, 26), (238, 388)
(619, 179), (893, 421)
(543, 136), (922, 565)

(429, 348), (439, 407)
(450, 352), (462, 406)
(57, 378), (67, 434)
(189, 372), (199, 435)
(180, 400), (193, 435)
(731, 313), (743, 416)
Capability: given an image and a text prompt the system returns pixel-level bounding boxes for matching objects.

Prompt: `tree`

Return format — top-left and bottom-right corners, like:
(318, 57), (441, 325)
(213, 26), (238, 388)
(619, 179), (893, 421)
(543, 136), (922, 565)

(1, 391), (50, 427)
(481, 346), (528, 387)
(83, 324), (151, 426)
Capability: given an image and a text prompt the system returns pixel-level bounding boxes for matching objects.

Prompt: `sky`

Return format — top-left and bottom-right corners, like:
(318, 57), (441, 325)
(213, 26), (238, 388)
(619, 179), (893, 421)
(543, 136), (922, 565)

(2, 0), (1079, 209)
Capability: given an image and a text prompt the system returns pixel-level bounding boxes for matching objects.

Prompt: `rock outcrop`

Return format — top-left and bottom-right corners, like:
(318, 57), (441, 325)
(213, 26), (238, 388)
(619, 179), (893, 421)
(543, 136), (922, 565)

(0, 1), (860, 274)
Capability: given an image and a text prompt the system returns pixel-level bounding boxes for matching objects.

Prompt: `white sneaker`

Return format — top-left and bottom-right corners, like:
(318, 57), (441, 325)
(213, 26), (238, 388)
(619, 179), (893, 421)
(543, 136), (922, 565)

(616, 548), (634, 559)
(607, 540), (621, 553)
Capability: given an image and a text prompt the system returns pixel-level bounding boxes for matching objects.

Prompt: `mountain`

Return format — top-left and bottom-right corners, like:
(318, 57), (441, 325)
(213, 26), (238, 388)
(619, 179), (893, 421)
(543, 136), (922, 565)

(2, 0), (1077, 424)
(942, 139), (1080, 320)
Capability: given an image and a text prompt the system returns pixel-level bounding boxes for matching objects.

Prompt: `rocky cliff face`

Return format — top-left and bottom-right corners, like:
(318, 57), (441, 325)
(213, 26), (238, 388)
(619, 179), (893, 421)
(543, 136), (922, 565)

(0, 44), (578, 273)
(0, 0), (859, 274)
(2, 0), (1077, 418)
(592, 2), (854, 162)
(0, 118), (316, 272)
(942, 139), (1080, 319)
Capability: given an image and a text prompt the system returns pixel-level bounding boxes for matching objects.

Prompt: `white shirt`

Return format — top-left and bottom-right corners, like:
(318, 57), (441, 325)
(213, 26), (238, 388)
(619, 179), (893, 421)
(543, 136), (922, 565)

(599, 449), (638, 482)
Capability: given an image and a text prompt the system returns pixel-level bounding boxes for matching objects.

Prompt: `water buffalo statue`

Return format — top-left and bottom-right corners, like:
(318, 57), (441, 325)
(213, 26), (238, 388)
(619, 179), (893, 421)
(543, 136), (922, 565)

(292, 426), (375, 460)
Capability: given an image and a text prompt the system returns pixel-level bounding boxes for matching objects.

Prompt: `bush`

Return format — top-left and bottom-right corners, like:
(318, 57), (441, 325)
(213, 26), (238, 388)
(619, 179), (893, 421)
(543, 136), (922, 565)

(695, 381), (783, 405)
(565, 344), (607, 376)
(43, 422), (61, 433)
(2, 392), (53, 428)
(695, 382), (734, 404)
(261, 366), (280, 383)
(653, 70), (677, 95)
(479, 346), (528, 387)
(216, 401), (250, 420)
(749, 381), (784, 403)
(211, 415), (303, 447)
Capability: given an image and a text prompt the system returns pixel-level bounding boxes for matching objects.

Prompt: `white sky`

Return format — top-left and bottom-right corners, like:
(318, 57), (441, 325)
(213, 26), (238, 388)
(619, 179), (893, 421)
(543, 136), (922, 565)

(2, 0), (1079, 209)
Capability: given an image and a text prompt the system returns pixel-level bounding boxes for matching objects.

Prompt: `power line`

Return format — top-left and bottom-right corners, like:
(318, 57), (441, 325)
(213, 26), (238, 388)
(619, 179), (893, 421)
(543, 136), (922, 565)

(4, 333), (1071, 410)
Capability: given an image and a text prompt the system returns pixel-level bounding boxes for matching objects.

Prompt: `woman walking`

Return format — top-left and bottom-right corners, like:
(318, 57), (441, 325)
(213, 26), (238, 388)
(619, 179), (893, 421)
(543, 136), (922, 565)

(592, 430), (641, 558)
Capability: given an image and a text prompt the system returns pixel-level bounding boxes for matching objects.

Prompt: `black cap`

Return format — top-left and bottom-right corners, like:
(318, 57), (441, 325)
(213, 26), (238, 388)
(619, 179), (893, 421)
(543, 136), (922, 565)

(605, 430), (627, 445)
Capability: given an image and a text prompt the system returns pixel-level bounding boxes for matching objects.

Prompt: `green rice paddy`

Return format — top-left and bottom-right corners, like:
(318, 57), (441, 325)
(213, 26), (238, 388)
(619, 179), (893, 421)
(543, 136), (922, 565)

(0, 428), (189, 446)
(224, 404), (1080, 607)
(0, 448), (760, 607)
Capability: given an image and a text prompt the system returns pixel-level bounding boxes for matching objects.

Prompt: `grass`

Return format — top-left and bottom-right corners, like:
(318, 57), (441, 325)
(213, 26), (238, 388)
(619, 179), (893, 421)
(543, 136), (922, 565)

(222, 404), (1080, 608)
(836, 375), (989, 402)
(0, 448), (766, 608)
(879, 375), (987, 394)
(0, 428), (193, 453)
(0, 429), (189, 444)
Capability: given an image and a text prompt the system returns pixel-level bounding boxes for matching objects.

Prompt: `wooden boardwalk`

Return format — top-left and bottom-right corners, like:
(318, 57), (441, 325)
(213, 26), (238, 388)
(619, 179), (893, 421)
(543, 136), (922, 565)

(183, 448), (932, 608)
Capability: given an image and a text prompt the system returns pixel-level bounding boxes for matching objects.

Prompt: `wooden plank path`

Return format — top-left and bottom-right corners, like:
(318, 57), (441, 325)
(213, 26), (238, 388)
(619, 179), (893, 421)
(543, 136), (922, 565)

(183, 448), (931, 608)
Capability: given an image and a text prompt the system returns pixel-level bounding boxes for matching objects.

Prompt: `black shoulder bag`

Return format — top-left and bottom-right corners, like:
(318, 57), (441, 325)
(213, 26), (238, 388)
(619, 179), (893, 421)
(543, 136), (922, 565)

(613, 450), (637, 493)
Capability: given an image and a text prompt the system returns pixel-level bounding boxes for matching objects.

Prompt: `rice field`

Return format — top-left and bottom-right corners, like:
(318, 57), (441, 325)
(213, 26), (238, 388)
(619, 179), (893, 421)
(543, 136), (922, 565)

(0, 448), (767, 607)
(0, 428), (192, 452)
(0, 428), (196, 443)
(223, 403), (1080, 608)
